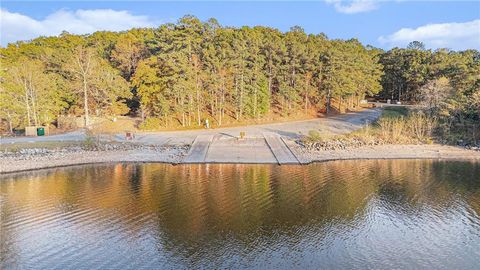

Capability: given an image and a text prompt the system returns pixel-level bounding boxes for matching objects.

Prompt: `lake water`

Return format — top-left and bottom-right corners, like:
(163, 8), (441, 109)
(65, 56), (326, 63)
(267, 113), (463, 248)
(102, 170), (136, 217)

(1, 160), (479, 269)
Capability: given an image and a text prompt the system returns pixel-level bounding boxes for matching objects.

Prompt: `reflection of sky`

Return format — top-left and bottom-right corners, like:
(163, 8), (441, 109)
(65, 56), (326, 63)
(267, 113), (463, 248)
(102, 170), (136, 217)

(1, 160), (479, 269)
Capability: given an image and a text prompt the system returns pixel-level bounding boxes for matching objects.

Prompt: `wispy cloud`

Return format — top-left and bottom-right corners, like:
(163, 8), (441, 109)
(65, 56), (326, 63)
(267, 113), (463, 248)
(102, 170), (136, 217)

(379, 20), (480, 50)
(326, 0), (379, 14)
(0, 9), (155, 46)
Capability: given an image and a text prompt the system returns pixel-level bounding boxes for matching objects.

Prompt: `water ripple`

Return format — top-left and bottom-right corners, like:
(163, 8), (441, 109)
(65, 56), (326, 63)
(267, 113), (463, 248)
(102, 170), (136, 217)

(1, 160), (479, 269)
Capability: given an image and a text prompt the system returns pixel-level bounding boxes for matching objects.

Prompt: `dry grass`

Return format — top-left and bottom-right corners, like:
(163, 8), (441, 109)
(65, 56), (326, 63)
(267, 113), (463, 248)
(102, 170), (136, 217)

(90, 117), (140, 134)
(376, 113), (435, 143)
(303, 106), (436, 149)
(138, 108), (322, 131)
(84, 109), (321, 132)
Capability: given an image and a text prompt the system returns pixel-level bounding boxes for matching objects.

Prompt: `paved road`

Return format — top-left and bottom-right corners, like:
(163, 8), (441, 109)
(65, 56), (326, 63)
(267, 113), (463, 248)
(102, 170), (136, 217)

(0, 130), (88, 144)
(1, 108), (381, 145)
(130, 108), (381, 145)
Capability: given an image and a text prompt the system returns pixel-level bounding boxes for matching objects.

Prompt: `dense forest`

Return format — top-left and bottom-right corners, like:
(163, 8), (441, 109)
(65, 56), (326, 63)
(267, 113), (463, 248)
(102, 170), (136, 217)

(1, 16), (479, 138)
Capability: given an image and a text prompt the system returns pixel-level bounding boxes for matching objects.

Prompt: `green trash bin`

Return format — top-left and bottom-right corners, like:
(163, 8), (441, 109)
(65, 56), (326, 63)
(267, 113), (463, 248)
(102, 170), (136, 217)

(37, 127), (45, 136)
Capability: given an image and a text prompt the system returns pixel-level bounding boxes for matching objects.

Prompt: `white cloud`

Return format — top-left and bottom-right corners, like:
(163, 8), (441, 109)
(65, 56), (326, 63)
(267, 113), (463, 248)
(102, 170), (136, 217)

(0, 9), (155, 46)
(326, 0), (379, 14)
(379, 20), (480, 50)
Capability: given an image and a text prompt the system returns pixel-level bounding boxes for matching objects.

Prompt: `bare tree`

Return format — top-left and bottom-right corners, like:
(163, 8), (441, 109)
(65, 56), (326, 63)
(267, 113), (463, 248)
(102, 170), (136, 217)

(68, 46), (94, 127)
(67, 46), (130, 127)
(419, 77), (452, 112)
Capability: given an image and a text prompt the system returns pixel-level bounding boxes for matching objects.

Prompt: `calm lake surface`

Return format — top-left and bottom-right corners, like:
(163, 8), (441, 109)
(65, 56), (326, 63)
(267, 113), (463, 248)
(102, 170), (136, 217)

(1, 160), (479, 269)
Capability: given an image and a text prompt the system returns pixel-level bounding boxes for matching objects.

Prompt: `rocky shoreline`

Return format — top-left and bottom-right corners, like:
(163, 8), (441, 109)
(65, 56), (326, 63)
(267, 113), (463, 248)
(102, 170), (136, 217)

(1, 143), (190, 174)
(1, 141), (479, 174)
(289, 143), (480, 164)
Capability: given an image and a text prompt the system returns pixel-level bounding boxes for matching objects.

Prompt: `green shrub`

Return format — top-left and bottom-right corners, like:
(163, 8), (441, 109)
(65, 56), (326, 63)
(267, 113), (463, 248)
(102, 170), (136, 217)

(382, 106), (408, 118)
(83, 129), (101, 150)
(308, 130), (322, 141)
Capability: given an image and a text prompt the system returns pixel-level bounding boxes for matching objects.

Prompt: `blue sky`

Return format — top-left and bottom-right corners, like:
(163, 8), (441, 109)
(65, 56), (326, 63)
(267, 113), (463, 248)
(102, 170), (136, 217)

(1, 1), (479, 50)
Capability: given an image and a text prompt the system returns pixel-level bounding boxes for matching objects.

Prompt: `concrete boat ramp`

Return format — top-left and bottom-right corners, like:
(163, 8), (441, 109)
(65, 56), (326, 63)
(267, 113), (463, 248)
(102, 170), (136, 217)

(183, 135), (214, 163)
(182, 132), (300, 165)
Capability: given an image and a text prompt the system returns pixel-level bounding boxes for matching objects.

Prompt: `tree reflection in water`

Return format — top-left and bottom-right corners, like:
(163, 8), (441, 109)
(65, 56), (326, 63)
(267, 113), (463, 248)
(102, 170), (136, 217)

(1, 160), (479, 269)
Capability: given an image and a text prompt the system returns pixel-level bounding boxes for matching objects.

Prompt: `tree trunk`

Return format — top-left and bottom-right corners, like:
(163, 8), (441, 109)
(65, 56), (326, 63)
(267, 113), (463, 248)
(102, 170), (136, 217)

(7, 112), (13, 134)
(268, 56), (273, 113)
(83, 77), (89, 127)
(222, 91), (225, 119)
(239, 73), (244, 120)
(235, 75), (239, 120)
(253, 65), (257, 118)
(326, 88), (331, 115)
(304, 74), (309, 114)
(398, 85), (401, 102)
(218, 109), (222, 127)
(27, 74), (39, 126)
(189, 95), (193, 127)
(304, 94), (308, 114)
(23, 80), (32, 126)
(29, 85), (39, 126)
(214, 94), (218, 121)
(254, 86), (258, 118)
(219, 80), (225, 126)
(31, 93), (39, 126)
(196, 84), (201, 126)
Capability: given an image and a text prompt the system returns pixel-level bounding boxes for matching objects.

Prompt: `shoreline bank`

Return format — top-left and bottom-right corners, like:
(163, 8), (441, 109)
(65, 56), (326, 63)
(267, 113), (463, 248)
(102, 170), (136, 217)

(2, 143), (479, 174)
(290, 144), (480, 164)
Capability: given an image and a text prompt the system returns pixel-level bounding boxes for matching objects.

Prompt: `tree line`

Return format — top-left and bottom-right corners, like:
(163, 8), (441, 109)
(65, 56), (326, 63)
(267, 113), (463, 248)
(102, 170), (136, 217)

(379, 41), (479, 143)
(0, 16), (478, 134)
